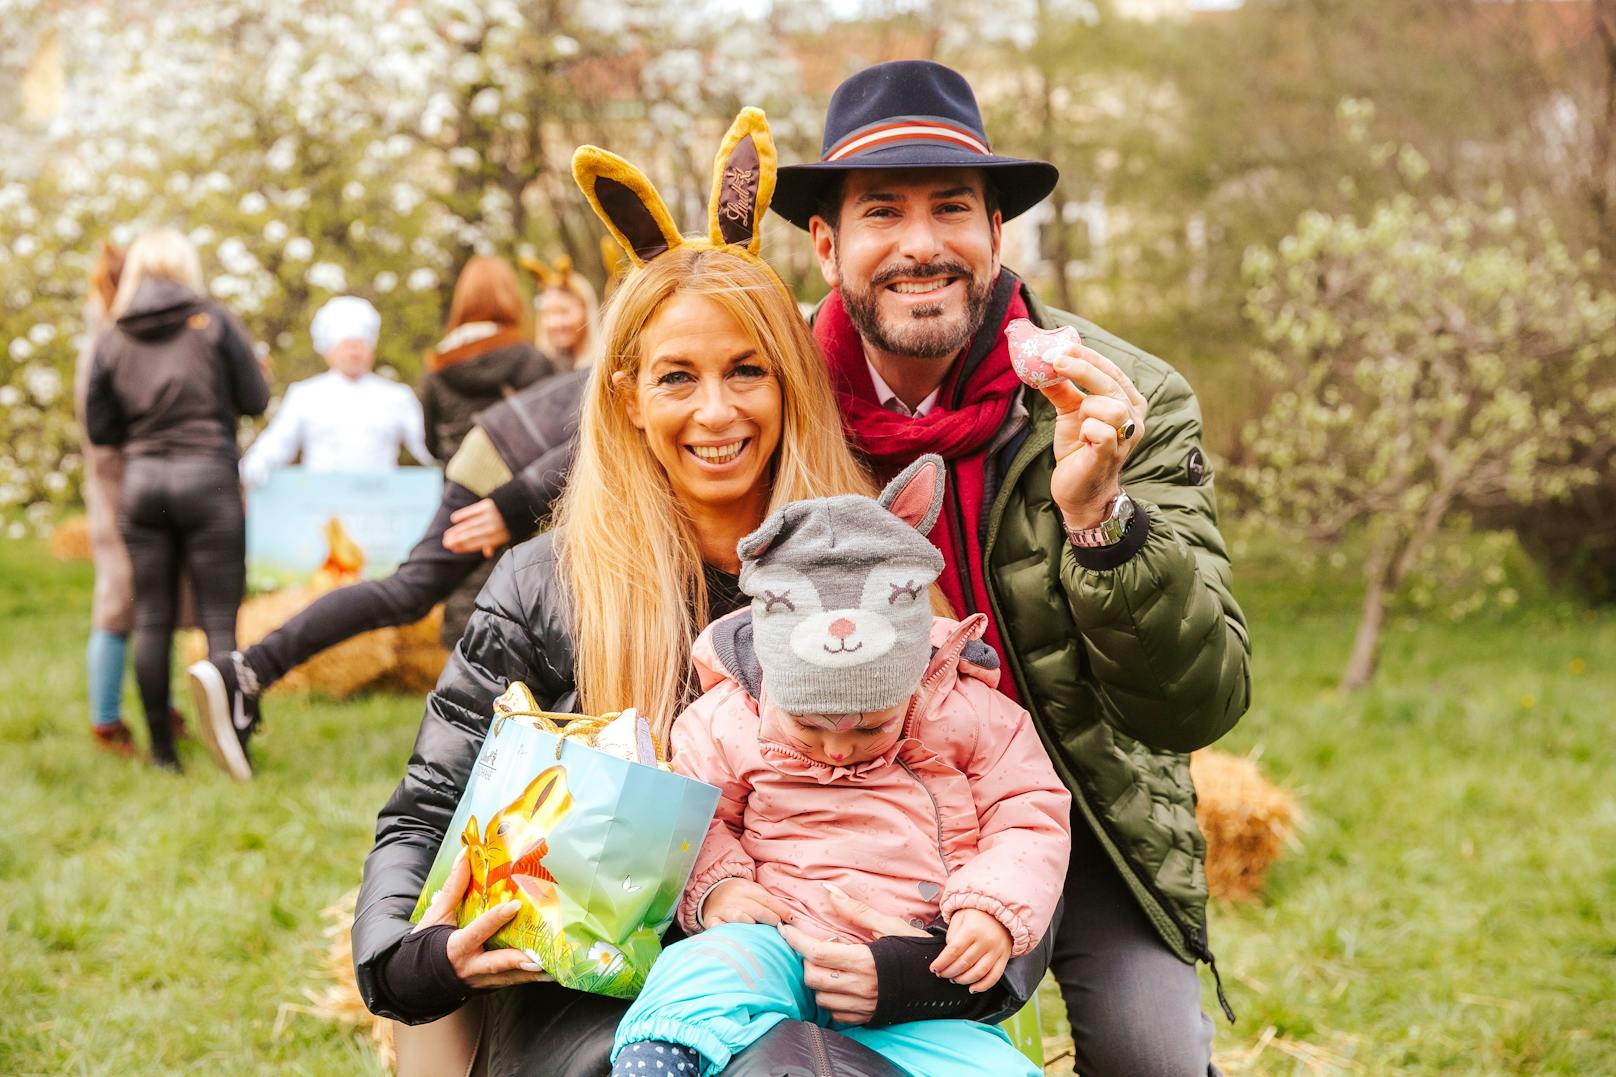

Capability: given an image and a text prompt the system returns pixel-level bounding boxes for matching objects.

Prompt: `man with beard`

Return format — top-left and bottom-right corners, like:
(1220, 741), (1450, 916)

(767, 61), (1251, 1075)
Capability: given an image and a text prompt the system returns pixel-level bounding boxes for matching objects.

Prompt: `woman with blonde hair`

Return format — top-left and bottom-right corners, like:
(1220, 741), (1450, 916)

(525, 255), (601, 370)
(354, 114), (991, 1076)
(419, 256), (554, 462)
(84, 227), (268, 771)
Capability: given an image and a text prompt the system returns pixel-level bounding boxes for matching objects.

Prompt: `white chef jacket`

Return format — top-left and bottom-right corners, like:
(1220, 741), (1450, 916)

(240, 370), (433, 485)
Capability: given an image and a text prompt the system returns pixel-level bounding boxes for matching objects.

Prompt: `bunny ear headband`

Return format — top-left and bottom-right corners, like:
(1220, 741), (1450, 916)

(572, 106), (778, 270)
(519, 254), (575, 288)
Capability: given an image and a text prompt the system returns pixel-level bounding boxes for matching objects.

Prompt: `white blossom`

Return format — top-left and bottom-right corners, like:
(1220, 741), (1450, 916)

(306, 261), (347, 292)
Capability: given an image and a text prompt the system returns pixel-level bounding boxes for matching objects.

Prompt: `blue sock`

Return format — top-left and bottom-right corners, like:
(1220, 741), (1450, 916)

(611, 1040), (700, 1076)
(87, 629), (128, 728)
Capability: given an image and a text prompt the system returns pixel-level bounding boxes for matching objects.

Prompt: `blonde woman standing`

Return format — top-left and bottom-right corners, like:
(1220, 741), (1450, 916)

(525, 255), (601, 370)
(83, 228), (269, 771)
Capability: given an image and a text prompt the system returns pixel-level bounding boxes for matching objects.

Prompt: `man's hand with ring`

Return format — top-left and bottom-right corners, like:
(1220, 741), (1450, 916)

(777, 883), (926, 1025)
(1034, 343), (1149, 530)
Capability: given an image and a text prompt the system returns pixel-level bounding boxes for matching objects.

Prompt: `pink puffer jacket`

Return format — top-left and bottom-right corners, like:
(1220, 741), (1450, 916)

(671, 611), (1071, 957)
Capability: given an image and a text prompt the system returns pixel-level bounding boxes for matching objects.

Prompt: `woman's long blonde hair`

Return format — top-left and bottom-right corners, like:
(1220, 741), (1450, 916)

(536, 271), (601, 369)
(553, 245), (873, 731)
(110, 228), (204, 316)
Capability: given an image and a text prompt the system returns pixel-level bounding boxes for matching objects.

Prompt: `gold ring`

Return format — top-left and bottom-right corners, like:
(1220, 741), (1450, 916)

(1117, 419), (1136, 443)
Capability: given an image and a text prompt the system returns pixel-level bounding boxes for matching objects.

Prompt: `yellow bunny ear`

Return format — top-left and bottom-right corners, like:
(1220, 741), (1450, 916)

(519, 255), (557, 288)
(598, 235), (626, 282)
(573, 146), (684, 268)
(708, 107), (777, 255)
(554, 254), (572, 278)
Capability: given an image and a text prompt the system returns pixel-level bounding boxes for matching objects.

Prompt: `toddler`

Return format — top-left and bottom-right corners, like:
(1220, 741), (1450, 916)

(611, 455), (1071, 1077)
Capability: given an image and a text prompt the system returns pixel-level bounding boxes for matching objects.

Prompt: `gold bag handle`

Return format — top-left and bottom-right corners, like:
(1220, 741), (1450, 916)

(490, 682), (659, 761)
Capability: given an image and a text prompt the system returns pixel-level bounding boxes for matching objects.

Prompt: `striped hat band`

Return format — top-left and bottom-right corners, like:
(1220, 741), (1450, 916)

(823, 116), (992, 163)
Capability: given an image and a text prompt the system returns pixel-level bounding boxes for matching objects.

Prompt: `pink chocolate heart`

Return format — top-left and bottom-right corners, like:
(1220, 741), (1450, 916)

(1005, 318), (1080, 389)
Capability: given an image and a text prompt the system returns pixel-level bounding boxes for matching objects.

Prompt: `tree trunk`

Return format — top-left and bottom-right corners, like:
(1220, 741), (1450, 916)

(1341, 553), (1393, 692)
(1340, 477), (1460, 691)
(1595, 0), (1616, 262)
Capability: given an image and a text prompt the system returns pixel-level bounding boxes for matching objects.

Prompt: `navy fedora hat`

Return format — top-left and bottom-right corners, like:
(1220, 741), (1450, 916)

(772, 60), (1059, 230)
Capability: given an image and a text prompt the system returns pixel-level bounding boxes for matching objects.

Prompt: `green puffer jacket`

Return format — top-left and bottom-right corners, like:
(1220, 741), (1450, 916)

(985, 283), (1250, 994)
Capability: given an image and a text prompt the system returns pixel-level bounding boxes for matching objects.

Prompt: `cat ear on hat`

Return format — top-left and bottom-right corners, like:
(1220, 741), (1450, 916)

(572, 146), (684, 268)
(879, 454), (947, 536)
(736, 508), (787, 564)
(708, 107), (777, 256)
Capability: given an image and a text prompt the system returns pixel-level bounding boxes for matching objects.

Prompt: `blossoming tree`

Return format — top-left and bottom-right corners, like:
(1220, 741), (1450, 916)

(1237, 194), (1616, 689)
(0, 0), (808, 529)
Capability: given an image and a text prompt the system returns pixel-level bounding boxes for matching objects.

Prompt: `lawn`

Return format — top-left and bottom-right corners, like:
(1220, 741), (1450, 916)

(2, 532), (1612, 1075)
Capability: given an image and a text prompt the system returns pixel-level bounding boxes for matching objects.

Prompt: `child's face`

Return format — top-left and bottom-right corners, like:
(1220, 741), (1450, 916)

(781, 701), (908, 766)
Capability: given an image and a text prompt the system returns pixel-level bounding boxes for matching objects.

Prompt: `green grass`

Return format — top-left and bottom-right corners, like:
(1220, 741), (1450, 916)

(2, 533), (1613, 1074)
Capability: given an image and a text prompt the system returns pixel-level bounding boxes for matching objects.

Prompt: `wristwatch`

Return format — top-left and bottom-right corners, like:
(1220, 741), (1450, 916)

(1064, 491), (1136, 548)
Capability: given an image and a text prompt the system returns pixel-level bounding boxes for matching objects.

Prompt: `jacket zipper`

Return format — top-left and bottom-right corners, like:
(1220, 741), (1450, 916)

(978, 337), (1236, 1022)
(896, 758), (949, 877)
(946, 475), (979, 619)
(806, 1023), (834, 1077)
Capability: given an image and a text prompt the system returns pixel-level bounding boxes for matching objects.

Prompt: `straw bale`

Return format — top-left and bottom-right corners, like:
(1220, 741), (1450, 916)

(47, 514), (92, 561)
(1191, 749), (1300, 902)
(277, 887), (395, 1070)
(180, 592), (446, 698)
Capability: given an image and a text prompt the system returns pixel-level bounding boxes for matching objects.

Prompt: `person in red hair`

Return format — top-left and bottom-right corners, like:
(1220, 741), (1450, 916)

(419, 256), (554, 462)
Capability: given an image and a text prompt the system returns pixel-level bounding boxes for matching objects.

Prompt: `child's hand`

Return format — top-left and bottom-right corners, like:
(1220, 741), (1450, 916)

(702, 878), (795, 928)
(931, 908), (1012, 993)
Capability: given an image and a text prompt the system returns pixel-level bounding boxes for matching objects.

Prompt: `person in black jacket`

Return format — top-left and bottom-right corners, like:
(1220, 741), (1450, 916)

(186, 370), (588, 782)
(419, 255), (556, 647)
(419, 256), (554, 462)
(84, 228), (270, 771)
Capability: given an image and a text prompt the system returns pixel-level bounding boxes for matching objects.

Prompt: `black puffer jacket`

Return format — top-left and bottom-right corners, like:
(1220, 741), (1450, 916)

(420, 339), (554, 461)
(353, 531), (1035, 1074)
(84, 278), (269, 458)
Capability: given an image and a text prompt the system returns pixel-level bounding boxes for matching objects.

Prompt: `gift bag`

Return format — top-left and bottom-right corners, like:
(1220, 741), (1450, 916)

(411, 683), (720, 998)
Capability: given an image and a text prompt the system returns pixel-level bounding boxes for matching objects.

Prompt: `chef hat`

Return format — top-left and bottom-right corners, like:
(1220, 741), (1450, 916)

(310, 295), (381, 356)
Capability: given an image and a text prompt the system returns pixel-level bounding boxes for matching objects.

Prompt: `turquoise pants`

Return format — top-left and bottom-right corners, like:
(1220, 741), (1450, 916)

(613, 923), (1039, 1077)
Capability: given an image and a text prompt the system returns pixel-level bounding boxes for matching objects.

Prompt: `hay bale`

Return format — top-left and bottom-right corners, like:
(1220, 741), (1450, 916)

(180, 588), (447, 698)
(1191, 749), (1299, 902)
(48, 515), (92, 562)
(276, 887), (395, 1071)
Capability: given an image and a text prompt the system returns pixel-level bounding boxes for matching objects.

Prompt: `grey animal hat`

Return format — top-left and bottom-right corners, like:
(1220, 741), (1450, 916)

(737, 454), (947, 716)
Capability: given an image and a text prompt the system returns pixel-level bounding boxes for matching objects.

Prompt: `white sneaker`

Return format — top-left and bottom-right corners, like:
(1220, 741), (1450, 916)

(187, 657), (254, 782)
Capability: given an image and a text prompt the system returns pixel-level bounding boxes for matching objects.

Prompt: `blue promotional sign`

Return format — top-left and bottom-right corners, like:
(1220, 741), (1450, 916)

(245, 467), (443, 591)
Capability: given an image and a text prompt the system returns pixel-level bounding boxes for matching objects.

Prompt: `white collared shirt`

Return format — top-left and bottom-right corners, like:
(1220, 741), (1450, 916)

(240, 370), (433, 485)
(866, 358), (941, 418)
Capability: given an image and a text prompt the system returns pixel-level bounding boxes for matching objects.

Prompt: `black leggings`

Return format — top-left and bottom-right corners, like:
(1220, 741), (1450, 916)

(119, 455), (245, 759)
(242, 480), (487, 687)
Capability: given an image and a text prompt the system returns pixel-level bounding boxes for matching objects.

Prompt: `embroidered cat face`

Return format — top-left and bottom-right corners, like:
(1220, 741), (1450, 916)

(737, 455), (947, 715)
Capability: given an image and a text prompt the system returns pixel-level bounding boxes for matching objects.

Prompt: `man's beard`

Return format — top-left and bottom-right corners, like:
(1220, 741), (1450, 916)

(839, 258), (993, 360)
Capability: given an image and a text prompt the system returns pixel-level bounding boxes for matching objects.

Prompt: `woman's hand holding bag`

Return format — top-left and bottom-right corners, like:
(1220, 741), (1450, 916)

(414, 850), (554, 990)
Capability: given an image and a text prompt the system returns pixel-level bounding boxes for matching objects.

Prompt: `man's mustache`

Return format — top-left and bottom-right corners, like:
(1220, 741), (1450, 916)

(869, 260), (974, 289)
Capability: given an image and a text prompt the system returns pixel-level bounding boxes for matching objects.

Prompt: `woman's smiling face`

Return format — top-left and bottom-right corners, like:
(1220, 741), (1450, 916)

(618, 291), (783, 520)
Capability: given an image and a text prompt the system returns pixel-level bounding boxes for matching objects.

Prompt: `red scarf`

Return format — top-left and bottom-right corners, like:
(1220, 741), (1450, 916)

(815, 277), (1026, 700)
